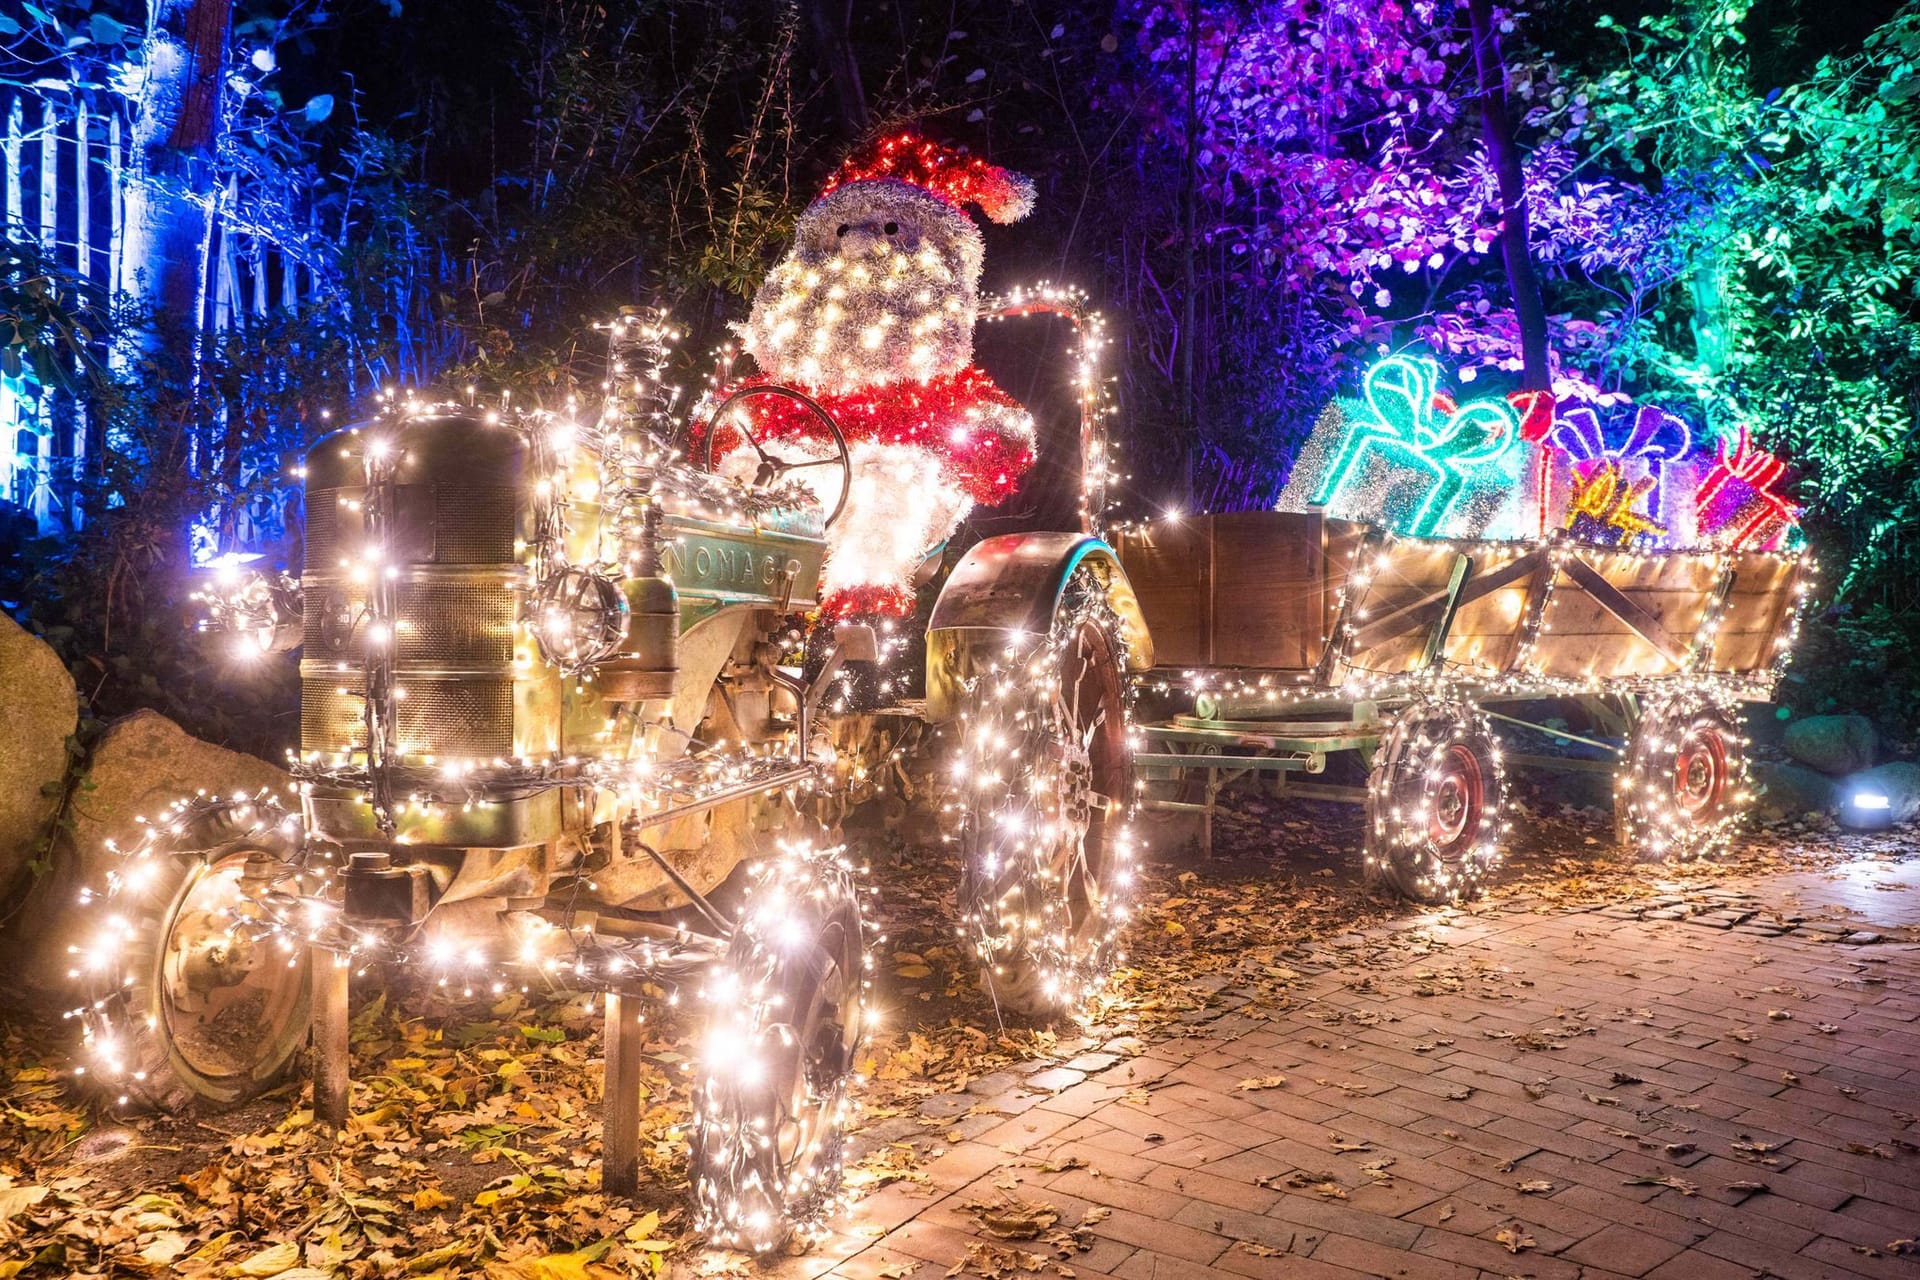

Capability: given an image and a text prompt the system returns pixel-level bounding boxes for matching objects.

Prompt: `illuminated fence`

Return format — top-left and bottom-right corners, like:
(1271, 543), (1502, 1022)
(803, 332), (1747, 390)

(0, 89), (315, 533)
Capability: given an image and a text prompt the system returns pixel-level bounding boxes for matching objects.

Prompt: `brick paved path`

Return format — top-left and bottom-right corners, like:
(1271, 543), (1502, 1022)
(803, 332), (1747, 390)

(788, 858), (1920, 1280)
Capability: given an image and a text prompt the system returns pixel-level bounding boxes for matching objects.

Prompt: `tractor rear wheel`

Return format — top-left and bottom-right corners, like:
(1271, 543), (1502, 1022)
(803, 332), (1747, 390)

(956, 564), (1138, 1017)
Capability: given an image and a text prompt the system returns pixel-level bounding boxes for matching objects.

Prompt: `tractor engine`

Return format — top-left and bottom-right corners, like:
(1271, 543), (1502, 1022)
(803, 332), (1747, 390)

(192, 321), (832, 950)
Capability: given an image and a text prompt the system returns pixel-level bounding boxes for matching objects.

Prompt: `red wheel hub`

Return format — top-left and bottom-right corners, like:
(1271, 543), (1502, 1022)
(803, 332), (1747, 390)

(1428, 744), (1485, 853)
(1673, 725), (1728, 818)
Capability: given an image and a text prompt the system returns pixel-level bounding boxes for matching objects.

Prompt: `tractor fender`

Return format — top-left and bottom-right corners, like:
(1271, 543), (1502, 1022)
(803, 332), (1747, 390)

(923, 532), (1154, 723)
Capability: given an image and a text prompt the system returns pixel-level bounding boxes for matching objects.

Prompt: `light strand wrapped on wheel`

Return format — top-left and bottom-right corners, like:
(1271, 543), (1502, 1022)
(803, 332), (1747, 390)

(1363, 697), (1507, 903)
(690, 844), (868, 1252)
(1615, 688), (1751, 861)
(65, 792), (327, 1111)
(951, 564), (1140, 1017)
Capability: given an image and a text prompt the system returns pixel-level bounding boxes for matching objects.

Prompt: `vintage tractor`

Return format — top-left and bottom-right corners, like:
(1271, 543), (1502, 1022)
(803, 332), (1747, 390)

(68, 298), (1151, 1248)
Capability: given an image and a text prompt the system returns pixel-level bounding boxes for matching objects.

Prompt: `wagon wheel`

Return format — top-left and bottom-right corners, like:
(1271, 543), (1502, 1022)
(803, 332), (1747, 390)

(957, 563), (1137, 1017)
(1615, 690), (1749, 861)
(691, 850), (865, 1252)
(1364, 700), (1506, 903)
(77, 795), (319, 1112)
(698, 384), (853, 527)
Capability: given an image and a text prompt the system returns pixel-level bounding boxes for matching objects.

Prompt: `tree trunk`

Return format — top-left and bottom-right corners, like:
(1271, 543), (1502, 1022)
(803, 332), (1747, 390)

(1467, 0), (1550, 391)
(799, 0), (868, 138)
(116, 0), (232, 345)
(1179, 2), (1199, 501)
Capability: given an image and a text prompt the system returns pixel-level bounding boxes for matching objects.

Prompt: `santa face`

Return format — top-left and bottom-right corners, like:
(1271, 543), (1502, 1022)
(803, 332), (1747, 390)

(740, 178), (982, 395)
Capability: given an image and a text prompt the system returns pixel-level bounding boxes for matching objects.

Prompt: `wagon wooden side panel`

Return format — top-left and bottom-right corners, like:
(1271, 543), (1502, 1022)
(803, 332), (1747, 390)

(1438, 543), (1543, 676)
(1111, 512), (1363, 673)
(1708, 552), (1802, 675)
(1527, 548), (1722, 681)
(1338, 540), (1469, 679)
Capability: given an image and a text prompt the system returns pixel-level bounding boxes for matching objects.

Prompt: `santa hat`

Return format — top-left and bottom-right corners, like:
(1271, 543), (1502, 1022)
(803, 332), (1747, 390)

(819, 131), (1035, 225)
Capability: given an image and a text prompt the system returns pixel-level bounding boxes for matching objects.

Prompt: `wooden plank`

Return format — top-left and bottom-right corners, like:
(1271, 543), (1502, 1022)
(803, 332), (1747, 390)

(1210, 511), (1330, 669)
(1442, 546), (1539, 673)
(602, 992), (644, 1198)
(1113, 519), (1209, 667)
(1709, 554), (1799, 674)
(312, 946), (351, 1128)
(1530, 550), (1722, 679)
(1342, 541), (1465, 676)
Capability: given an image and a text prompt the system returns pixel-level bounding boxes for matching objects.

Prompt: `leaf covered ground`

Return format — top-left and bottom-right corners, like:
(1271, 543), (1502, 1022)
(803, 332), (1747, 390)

(0, 780), (1911, 1279)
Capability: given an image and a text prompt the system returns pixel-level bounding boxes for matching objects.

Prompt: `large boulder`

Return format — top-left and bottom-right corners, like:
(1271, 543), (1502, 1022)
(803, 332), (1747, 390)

(0, 613), (79, 898)
(7, 709), (290, 998)
(1782, 714), (1877, 776)
(1840, 761), (1920, 826)
(1750, 760), (1839, 823)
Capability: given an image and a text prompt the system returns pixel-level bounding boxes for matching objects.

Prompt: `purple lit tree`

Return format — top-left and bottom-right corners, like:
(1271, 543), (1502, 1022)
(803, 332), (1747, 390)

(1096, 0), (1659, 504)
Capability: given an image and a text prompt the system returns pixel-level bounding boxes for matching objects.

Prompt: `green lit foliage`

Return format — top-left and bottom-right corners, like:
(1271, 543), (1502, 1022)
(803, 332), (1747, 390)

(1550, 0), (1920, 730)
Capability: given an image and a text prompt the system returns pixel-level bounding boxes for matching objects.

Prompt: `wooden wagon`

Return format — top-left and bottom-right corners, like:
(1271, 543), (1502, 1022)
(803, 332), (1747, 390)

(1108, 512), (1808, 900)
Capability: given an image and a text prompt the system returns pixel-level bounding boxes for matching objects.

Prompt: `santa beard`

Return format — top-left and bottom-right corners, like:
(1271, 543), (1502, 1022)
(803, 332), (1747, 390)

(719, 438), (971, 604)
(740, 243), (978, 394)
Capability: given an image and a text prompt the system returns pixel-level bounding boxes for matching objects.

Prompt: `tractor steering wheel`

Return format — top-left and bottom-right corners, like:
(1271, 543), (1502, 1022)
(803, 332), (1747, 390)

(698, 384), (852, 528)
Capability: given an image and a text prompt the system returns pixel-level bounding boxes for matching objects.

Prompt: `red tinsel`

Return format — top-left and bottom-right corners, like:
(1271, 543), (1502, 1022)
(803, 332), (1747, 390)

(818, 583), (918, 619)
(697, 366), (1036, 505)
(821, 132), (1034, 225)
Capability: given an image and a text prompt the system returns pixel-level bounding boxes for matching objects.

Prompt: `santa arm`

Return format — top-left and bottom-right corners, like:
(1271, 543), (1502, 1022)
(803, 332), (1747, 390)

(695, 367), (1037, 507)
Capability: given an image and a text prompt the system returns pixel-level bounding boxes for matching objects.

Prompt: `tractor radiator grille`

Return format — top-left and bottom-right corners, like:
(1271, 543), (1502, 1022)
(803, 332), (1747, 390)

(301, 674), (517, 759)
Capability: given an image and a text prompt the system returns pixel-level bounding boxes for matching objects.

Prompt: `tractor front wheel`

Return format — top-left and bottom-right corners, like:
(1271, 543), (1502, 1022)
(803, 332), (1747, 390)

(77, 796), (316, 1112)
(690, 850), (865, 1252)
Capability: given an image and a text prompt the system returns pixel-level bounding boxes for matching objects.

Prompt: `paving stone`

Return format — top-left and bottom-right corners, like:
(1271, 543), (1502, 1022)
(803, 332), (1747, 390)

(1558, 1222), (1691, 1276)
(1024, 1066), (1088, 1093)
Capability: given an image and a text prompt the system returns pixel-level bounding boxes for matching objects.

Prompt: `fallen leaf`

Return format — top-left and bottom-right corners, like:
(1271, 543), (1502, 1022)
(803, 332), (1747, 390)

(1496, 1223), (1536, 1254)
(0, 1187), (47, 1221)
(965, 1197), (1061, 1240)
(1236, 1076), (1288, 1091)
(1517, 1179), (1555, 1194)
(230, 1242), (300, 1276)
(1624, 1175), (1697, 1195)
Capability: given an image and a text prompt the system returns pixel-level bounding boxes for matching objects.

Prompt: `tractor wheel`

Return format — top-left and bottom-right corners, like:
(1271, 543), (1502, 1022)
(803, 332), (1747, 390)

(76, 795), (317, 1112)
(956, 563), (1138, 1018)
(1615, 691), (1749, 861)
(690, 850), (865, 1252)
(1364, 701), (1506, 903)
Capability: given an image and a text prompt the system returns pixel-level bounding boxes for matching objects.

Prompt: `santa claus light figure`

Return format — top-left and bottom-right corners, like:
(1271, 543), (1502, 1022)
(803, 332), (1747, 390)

(704, 133), (1040, 619)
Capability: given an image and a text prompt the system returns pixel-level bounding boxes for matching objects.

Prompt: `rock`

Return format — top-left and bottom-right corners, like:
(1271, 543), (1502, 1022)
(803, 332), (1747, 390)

(1781, 714), (1876, 776)
(6, 709), (289, 997)
(0, 612), (79, 898)
(1750, 760), (1839, 823)
(63, 710), (290, 869)
(1839, 761), (1920, 825)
